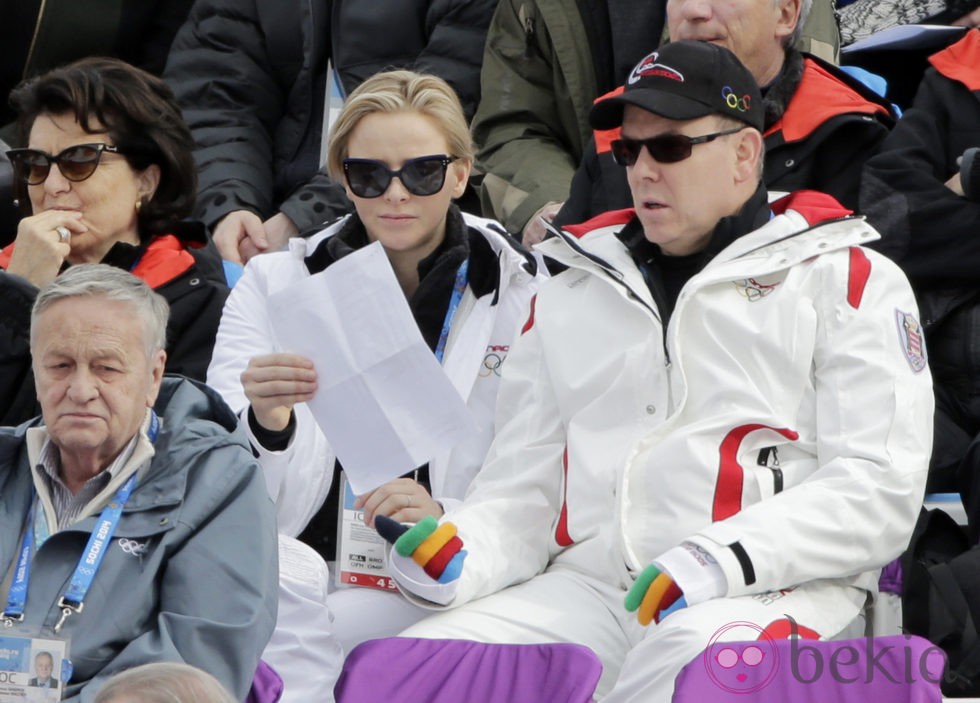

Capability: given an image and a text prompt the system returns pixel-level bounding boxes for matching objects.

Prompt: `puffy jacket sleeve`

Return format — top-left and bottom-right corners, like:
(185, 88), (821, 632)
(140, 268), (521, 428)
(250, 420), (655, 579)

(206, 255), (335, 536)
(861, 68), (980, 286)
(470, 0), (595, 234)
(689, 249), (933, 596)
(163, 0), (286, 227)
(412, 0), (498, 121)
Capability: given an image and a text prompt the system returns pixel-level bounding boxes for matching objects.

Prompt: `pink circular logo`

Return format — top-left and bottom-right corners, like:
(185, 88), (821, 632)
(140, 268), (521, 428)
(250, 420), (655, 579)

(704, 622), (779, 694)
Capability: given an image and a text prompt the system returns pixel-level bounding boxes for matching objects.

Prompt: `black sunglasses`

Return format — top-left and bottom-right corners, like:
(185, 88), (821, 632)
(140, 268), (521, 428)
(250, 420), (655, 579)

(343, 155), (458, 198)
(6, 143), (122, 186)
(610, 127), (746, 167)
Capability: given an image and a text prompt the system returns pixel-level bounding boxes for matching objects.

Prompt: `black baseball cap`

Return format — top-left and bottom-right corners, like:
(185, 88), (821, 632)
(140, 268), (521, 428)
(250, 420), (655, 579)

(590, 41), (764, 131)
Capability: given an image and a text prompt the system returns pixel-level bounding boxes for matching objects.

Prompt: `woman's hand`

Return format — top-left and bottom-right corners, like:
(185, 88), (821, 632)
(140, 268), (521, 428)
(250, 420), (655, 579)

(355, 477), (444, 527)
(241, 353), (317, 432)
(6, 210), (86, 287)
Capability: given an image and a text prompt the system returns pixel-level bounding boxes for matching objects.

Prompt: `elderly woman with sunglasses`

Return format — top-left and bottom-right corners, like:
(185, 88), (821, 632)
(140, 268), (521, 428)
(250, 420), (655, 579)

(206, 69), (545, 699)
(0, 57), (228, 426)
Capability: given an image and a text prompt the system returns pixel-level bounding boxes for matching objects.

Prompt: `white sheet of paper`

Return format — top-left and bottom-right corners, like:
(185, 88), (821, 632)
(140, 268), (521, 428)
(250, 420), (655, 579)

(267, 242), (475, 494)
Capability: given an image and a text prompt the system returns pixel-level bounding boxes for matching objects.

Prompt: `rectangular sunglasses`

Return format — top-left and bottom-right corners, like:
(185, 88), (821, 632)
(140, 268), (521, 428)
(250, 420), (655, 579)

(343, 155), (457, 198)
(6, 143), (121, 185)
(609, 127), (745, 167)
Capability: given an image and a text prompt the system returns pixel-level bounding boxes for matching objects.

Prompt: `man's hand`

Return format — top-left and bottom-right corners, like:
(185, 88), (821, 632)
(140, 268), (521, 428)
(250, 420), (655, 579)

(624, 564), (687, 626)
(354, 477), (444, 527)
(241, 353), (317, 432)
(375, 515), (466, 583)
(521, 201), (564, 247)
(212, 210), (268, 265)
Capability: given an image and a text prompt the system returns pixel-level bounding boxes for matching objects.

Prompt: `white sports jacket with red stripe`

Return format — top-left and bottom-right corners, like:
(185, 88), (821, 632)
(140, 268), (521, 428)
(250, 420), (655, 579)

(395, 191), (933, 608)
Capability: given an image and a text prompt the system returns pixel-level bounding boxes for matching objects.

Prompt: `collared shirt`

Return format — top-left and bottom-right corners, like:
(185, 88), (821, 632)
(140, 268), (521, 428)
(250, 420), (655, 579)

(25, 410), (158, 533)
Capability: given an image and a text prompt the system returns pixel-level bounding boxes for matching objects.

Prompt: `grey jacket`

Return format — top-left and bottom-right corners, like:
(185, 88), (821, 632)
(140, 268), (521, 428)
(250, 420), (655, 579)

(0, 377), (278, 702)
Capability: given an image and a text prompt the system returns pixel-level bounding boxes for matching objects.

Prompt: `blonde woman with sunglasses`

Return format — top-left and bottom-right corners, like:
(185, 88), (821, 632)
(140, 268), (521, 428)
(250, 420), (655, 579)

(206, 70), (546, 701)
(0, 57), (229, 425)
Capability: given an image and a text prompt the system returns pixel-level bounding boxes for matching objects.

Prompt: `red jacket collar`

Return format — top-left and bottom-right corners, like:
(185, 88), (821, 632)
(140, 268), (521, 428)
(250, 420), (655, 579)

(766, 58), (891, 143)
(929, 29), (980, 91)
(0, 234), (194, 289)
(562, 208), (635, 238)
(770, 190), (852, 225)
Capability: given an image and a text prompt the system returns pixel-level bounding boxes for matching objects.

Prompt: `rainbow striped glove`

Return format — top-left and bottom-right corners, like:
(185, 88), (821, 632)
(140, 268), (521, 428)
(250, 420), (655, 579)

(376, 514), (467, 583)
(625, 564), (687, 626)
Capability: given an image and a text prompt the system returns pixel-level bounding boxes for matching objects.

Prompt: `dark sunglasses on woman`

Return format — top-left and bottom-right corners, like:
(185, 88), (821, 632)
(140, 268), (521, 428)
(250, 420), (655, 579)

(6, 143), (122, 185)
(343, 154), (458, 198)
(609, 127), (746, 167)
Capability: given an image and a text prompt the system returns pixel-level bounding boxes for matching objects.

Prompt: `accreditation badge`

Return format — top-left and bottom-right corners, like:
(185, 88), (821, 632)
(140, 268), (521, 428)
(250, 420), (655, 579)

(0, 630), (70, 702)
(335, 475), (399, 592)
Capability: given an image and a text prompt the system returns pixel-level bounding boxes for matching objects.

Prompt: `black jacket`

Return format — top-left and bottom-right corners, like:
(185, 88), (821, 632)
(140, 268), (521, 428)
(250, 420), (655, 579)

(860, 31), (980, 488)
(163, 0), (496, 232)
(0, 224), (229, 426)
(555, 50), (896, 228)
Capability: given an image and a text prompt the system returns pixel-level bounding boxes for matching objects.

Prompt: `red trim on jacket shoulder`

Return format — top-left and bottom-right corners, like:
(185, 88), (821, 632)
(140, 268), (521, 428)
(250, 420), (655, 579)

(131, 235), (196, 289)
(766, 58), (892, 143)
(521, 295), (537, 334)
(0, 245), (12, 270)
(713, 424), (800, 522)
(770, 190), (853, 225)
(847, 247), (872, 310)
(555, 447), (574, 547)
(562, 209), (635, 239)
(593, 86), (625, 156)
(760, 617), (822, 641)
(929, 29), (980, 91)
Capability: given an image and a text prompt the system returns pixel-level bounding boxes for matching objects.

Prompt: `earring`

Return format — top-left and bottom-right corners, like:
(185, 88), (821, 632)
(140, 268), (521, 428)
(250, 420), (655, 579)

(135, 197), (143, 213)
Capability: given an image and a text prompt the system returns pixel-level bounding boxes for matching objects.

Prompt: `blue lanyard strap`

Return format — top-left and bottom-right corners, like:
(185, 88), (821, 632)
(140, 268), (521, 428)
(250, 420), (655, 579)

(3, 410), (158, 631)
(433, 260), (469, 365)
(3, 507), (36, 622)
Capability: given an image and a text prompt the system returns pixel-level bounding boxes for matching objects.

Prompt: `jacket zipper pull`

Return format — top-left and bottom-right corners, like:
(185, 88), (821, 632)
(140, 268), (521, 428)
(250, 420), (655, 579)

(519, 5), (536, 59)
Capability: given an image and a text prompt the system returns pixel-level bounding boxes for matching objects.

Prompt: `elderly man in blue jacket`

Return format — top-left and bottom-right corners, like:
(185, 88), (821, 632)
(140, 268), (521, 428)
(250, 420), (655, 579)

(0, 264), (277, 701)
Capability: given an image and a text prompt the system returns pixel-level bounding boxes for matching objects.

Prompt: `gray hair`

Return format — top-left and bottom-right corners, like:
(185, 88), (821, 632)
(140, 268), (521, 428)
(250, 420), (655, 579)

(30, 264), (169, 358)
(93, 662), (236, 703)
(785, 0), (813, 49)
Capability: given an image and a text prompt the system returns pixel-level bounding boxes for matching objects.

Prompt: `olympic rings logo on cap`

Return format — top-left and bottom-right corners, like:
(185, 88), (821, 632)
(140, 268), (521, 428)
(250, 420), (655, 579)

(722, 86), (751, 112)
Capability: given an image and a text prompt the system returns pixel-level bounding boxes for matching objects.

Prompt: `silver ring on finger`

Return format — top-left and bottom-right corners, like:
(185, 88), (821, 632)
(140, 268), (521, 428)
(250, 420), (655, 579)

(407, 494), (413, 508)
(55, 226), (71, 243)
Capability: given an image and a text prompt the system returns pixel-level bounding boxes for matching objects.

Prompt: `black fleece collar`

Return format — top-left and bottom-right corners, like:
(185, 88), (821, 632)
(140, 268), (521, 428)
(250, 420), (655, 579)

(616, 183), (771, 322)
(762, 49), (805, 131)
(303, 205), (501, 352)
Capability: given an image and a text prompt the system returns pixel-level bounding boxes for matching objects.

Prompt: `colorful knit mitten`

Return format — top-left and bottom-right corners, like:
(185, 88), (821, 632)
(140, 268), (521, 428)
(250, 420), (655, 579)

(624, 564), (687, 626)
(375, 514), (467, 583)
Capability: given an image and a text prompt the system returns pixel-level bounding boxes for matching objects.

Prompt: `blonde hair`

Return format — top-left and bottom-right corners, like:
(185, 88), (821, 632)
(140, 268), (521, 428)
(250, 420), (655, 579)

(326, 70), (474, 180)
(92, 662), (235, 703)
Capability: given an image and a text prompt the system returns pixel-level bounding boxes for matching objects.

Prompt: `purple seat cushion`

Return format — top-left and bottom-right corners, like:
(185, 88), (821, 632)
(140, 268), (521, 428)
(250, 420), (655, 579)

(672, 634), (944, 702)
(245, 660), (283, 703)
(335, 637), (602, 703)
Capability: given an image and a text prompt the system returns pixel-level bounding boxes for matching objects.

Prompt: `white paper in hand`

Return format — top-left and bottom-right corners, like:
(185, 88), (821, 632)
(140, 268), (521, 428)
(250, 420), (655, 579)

(267, 242), (475, 494)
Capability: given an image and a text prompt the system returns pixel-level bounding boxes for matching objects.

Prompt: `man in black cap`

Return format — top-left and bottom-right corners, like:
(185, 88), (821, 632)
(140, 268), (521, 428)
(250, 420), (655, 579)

(553, 0), (896, 230)
(379, 41), (931, 701)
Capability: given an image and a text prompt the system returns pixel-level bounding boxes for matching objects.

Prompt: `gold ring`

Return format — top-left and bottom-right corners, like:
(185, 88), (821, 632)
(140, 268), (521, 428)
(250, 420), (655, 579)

(55, 226), (70, 243)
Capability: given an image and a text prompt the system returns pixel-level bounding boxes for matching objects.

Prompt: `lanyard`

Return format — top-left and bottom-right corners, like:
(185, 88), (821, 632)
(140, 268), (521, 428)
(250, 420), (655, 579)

(3, 411), (159, 632)
(433, 260), (468, 365)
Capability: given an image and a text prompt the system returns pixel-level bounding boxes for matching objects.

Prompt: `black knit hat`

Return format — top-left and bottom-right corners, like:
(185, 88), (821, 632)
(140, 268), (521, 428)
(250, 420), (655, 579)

(590, 41), (764, 131)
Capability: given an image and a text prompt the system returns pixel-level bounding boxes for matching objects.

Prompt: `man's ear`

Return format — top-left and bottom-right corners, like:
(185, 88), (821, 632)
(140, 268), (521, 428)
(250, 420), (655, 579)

(775, 0), (803, 46)
(733, 128), (764, 185)
(145, 349), (167, 408)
